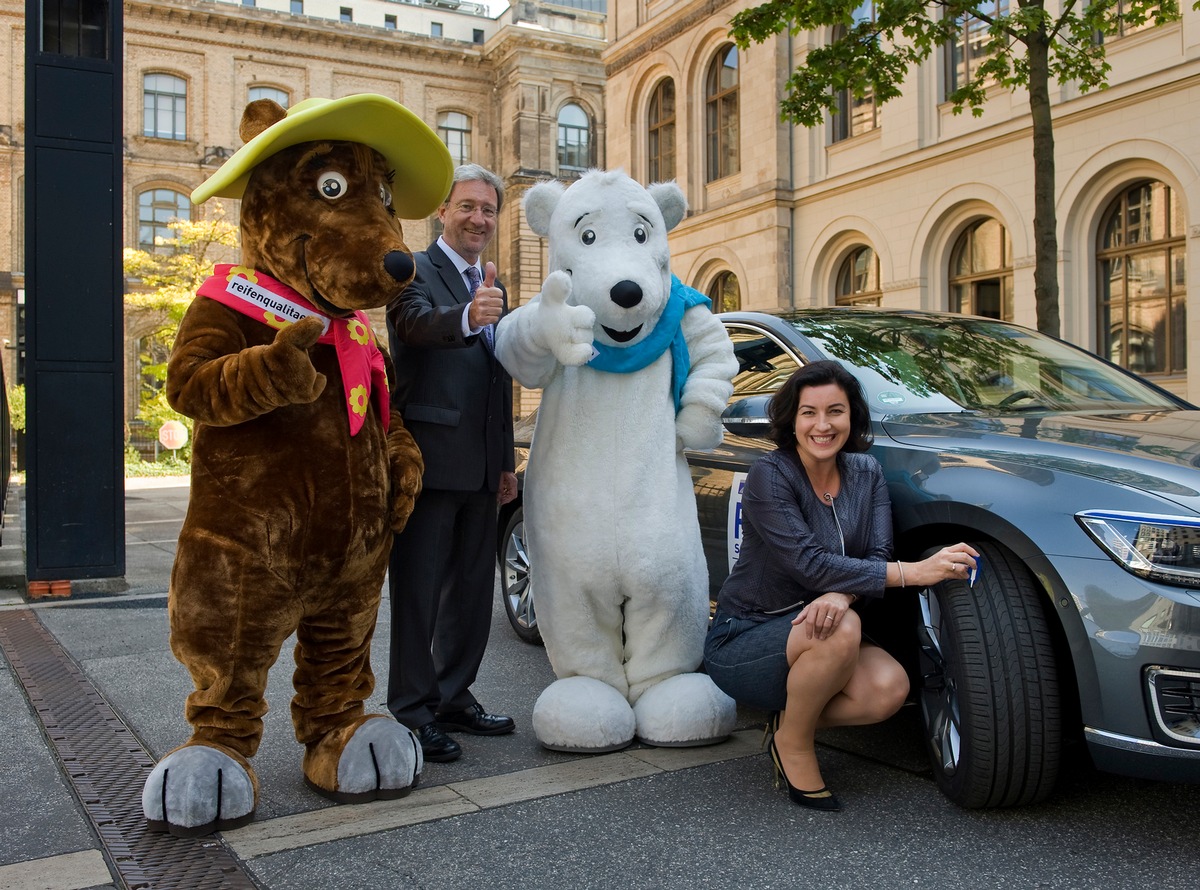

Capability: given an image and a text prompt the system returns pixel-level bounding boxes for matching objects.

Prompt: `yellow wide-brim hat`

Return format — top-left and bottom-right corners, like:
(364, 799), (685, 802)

(192, 93), (453, 219)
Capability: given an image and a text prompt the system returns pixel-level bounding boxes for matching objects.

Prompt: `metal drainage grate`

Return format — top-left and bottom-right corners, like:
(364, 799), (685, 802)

(0, 608), (261, 890)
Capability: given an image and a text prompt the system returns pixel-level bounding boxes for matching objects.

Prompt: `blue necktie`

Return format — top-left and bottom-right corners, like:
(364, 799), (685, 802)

(465, 265), (493, 351)
(465, 264), (482, 294)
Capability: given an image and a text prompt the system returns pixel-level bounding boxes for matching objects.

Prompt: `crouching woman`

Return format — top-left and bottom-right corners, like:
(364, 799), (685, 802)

(703, 361), (977, 811)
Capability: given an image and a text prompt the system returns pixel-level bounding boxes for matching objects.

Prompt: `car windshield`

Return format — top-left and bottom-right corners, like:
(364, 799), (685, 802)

(784, 313), (1182, 415)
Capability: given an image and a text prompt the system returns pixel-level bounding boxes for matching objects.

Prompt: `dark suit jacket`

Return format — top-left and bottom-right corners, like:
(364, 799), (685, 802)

(386, 240), (515, 493)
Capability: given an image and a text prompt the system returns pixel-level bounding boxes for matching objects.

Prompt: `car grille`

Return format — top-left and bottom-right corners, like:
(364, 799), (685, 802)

(1147, 666), (1200, 747)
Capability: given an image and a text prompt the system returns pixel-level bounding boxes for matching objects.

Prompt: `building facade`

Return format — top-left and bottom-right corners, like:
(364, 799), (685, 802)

(6, 0), (1198, 424)
(604, 0), (1200, 401)
(1, 0), (605, 421)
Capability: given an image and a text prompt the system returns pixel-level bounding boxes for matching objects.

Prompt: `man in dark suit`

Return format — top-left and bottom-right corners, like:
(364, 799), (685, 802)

(385, 164), (518, 762)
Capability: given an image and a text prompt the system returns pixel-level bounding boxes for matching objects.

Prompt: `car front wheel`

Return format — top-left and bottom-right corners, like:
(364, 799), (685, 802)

(915, 541), (1062, 807)
(500, 506), (541, 645)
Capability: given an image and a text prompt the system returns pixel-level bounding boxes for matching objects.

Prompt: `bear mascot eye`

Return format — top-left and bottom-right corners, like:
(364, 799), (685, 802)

(379, 183), (394, 211)
(634, 225), (648, 244)
(581, 229), (596, 245)
(319, 171), (348, 199)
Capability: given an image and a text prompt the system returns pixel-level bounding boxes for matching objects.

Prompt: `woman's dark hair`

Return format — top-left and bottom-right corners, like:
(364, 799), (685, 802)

(767, 360), (873, 452)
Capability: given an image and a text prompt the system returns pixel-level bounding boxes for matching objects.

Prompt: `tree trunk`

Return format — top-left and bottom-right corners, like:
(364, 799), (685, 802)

(1026, 30), (1060, 337)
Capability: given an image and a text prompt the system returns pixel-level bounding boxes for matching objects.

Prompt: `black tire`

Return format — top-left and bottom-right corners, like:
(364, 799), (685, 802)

(914, 541), (1061, 807)
(499, 506), (542, 645)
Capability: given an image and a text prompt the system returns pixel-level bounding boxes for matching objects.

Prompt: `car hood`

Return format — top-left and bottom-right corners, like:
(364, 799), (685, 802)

(881, 409), (1200, 509)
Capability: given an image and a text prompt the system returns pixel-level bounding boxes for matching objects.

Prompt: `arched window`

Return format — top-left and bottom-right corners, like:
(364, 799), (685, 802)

(248, 85), (289, 108)
(648, 78), (676, 183)
(557, 103), (590, 175)
(836, 246), (881, 306)
(833, 2), (878, 142)
(949, 219), (1012, 320)
(438, 111), (472, 166)
(1098, 180), (1187, 376)
(143, 73), (187, 140)
(705, 45), (739, 182)
(137, 188), (190, 253)
(707, 271), (741, 313)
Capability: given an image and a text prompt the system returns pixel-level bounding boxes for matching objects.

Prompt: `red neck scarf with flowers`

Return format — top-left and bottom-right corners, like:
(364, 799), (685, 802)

(197, 264), (389, 435)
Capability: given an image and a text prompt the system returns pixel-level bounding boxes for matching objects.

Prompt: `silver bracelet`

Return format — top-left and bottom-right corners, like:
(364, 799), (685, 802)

(896, 561), (906, 587)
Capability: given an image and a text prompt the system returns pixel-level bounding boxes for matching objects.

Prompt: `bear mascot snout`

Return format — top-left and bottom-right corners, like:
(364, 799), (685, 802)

(495, 169), (739, 752)
(141, 95), (452, 836)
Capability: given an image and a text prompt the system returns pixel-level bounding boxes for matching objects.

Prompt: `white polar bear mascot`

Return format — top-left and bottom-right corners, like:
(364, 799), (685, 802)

(495, 169), (739, 752)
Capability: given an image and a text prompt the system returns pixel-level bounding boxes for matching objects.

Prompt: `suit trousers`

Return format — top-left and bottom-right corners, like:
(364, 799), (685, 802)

(386, 485), (497, 728)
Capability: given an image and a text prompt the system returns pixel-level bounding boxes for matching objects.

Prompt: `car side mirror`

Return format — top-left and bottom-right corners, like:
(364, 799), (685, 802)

(721, 396), (773, 438)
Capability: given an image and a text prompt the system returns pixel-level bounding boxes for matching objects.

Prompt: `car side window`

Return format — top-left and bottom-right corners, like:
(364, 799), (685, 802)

(727, 327), (800, 400)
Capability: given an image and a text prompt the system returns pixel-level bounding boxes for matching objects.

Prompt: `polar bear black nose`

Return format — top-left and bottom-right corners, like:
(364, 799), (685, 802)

(610, 279), (643, 309)
(384, 250), (415, 283)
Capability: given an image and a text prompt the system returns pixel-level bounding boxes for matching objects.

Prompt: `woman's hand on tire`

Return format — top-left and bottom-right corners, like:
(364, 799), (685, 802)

(917, 543), (980, 586)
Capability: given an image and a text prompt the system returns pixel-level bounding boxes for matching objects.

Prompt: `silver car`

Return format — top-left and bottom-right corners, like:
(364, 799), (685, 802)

(497, 307), (1200, 807)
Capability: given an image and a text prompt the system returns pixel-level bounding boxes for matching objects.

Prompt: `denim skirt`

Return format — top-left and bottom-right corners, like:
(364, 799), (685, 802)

(702, 607), (799, 713)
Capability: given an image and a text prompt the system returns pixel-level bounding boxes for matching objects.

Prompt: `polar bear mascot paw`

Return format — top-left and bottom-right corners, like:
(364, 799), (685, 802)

(675, 401), (725, 453)
(532, 676), (638, 753)
(529, 270), (597, 367)
(633, 673), (737, 748)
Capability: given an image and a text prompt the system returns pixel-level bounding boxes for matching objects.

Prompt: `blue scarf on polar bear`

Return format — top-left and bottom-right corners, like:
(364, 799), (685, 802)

(587, 275), (710, 414)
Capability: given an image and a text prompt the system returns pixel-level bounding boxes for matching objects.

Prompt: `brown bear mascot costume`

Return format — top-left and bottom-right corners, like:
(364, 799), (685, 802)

(141, 95), (452, 837)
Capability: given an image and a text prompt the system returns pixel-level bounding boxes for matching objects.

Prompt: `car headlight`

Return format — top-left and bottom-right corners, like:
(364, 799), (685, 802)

(1077, 510), (1200, 589)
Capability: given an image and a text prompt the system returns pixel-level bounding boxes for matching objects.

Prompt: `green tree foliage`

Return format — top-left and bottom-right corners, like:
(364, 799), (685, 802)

(123, 204), (238, 463)
(123, 205), (238, 406)
(730, 0), (1183, 337)
(7, 383), (24, 433)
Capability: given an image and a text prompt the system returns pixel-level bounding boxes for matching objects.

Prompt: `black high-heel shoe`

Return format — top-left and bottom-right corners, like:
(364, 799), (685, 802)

(767, 732), (842, 812)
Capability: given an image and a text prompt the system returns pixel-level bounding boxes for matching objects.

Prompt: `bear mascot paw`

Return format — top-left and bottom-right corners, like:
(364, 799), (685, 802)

(141, 94), (451, 836)
(495, 169), (739, 753)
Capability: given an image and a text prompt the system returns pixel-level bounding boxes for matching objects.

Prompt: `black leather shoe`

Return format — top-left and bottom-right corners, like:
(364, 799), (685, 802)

(436, 703), (515, 736)
(416, 722), (462, 762)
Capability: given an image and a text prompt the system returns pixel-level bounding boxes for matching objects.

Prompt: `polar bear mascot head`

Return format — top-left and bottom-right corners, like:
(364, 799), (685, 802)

(525, 169), (686, 348)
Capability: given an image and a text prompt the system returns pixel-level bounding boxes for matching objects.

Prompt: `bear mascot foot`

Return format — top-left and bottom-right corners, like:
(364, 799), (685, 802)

(633, 673), (737, 748)
(303, 715), (423, 804)
(142, 742), (257, 837)
(532, 676), (637, 753)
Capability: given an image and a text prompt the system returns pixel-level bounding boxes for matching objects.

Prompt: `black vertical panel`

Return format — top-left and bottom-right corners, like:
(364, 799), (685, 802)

(33, 148), (116, 364)
(25, 0), (124, 581)
(35, 66), (114, 142)
(30, 371), (119, 570)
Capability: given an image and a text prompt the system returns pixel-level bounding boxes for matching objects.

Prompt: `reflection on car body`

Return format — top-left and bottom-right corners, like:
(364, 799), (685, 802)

(497, 307), (1200, 808)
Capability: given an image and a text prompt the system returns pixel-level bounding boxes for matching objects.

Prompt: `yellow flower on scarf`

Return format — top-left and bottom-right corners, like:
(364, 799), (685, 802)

(227, 265), (259, 283)
(349, 384), (369, 417)
(347, 318), (370, 346)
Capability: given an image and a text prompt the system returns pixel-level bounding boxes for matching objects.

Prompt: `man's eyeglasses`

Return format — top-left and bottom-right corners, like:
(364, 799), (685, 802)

(450, 201), (498, 220)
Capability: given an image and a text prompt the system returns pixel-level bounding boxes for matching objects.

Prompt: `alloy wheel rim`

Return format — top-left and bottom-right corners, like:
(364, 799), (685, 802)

(918, 587), (961, 776)
(502, 519), (535, 630)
